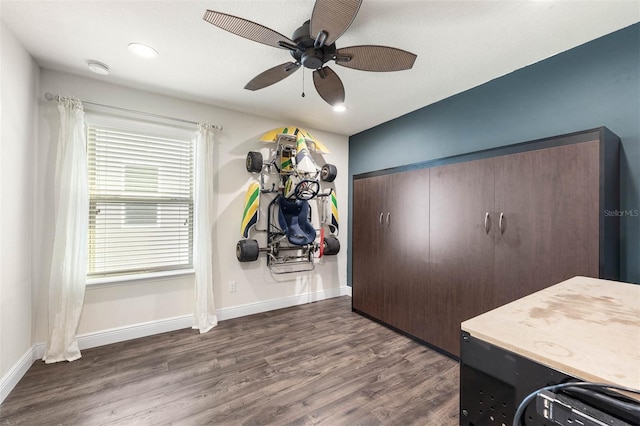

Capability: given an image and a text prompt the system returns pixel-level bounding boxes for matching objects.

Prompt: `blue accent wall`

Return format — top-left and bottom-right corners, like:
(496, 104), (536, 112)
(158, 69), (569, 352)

(348, 23), (640, 284)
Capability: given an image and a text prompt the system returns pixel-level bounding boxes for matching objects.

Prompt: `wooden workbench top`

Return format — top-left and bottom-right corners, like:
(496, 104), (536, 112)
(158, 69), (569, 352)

(461, 276), (640, 390)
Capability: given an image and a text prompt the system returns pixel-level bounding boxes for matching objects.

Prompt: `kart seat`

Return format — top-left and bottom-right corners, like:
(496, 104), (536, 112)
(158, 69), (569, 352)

(277, 196), (316, 246)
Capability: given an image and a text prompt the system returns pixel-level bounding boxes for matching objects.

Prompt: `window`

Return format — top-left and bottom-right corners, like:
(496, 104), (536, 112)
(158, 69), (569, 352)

(123, 164), (159, 226)
(87, 122), (194, 279)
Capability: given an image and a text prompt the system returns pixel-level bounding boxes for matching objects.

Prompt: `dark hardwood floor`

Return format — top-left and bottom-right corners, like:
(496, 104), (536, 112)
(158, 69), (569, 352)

(0, 296), (459, 425)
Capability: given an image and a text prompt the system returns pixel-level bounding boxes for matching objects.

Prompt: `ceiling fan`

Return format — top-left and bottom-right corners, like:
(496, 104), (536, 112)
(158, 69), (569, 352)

(202, 0), (417, 107)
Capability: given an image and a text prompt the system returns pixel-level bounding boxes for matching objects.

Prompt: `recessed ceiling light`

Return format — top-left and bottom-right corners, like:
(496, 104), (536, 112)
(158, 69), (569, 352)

(87, 60), (109, 75)
(128, 43), (158, 58)
(333, 104), (347, 112)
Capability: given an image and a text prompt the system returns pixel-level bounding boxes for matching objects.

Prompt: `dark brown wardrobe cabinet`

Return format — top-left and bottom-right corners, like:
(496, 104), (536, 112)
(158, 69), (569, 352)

(352, 127), (620, 358)
(352, 168), (430, 340)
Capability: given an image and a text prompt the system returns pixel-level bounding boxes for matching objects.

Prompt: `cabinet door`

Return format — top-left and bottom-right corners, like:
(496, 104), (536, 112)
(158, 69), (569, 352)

(429, 158), (495, 357)
(494, 141), (600, 307)
(352, 175), (388, 319)
(383, 168), (430, 340)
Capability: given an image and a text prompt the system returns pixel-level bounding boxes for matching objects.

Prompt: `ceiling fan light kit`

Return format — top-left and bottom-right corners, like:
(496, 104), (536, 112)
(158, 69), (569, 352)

(203, 0), (416, 107)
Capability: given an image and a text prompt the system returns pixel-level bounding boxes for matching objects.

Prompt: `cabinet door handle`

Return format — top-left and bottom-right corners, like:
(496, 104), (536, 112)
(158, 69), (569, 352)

(499, 212), (505, 234)
(484, 212), (490, 234)
(386, 212), (390, 226)
(379, 212), (384, 224)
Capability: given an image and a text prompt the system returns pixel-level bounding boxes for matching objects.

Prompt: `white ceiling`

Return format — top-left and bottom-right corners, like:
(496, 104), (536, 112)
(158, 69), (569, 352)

(1, 1), (638, 136)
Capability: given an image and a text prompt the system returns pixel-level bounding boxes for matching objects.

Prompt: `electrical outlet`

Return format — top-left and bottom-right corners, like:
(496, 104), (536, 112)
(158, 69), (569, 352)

(228, 281), (237, 292)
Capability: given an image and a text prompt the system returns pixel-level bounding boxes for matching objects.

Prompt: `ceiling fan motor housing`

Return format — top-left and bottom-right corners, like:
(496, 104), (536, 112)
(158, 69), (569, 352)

(291, 20), (336, 70)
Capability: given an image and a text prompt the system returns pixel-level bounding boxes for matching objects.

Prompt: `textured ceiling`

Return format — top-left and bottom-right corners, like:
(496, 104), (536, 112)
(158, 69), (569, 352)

(2, 0), (638, 135)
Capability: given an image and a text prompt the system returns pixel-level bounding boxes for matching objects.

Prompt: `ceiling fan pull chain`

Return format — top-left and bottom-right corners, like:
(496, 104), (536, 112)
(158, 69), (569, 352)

(302, 70), (305, 98)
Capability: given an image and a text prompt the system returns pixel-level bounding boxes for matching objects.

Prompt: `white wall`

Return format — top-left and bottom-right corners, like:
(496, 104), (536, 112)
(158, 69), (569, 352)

(35, 69), (349, 343)
(0, 22), (39, 383)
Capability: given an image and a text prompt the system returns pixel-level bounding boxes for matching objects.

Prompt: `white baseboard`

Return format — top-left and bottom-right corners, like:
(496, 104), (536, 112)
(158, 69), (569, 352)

(1, 286), (351, 405)
(217, 285), (351, 321)
(31, 314), (194, 360)
(79, 315), (194, 350)
(0, 346), (35, 405)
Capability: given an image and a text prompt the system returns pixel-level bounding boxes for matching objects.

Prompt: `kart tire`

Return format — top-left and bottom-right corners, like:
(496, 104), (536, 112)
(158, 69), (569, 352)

(236, 239), (259, 262)
(320, 163), (337, 182)
(246, 151), (263, 173)
(323, 235), (340, 255)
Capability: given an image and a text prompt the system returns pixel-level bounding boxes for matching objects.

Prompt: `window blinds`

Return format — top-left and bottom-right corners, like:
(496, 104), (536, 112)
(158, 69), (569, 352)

(87, 125), (194, 278)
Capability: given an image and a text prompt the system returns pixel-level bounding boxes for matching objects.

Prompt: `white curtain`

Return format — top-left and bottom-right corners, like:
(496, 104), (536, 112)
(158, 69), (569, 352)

(43, 98), (88, 363)
(193, 124), (218, 333)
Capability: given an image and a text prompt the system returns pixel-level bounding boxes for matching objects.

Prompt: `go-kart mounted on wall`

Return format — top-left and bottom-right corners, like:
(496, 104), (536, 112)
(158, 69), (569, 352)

(236, 127), (340, 274)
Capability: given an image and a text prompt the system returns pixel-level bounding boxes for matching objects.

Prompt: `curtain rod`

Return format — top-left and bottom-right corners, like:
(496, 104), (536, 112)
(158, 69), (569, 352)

(44, 92), (222, 131)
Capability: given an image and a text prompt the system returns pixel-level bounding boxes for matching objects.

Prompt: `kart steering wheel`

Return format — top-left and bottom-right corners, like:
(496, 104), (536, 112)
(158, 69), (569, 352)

(294, 179), (320, 200)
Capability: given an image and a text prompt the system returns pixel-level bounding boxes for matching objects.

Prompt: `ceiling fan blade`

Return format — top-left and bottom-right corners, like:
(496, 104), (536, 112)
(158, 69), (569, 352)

(310, 0), (362, 47)
(334, 45), (417, 72)
(245, 62), (300, 91)
(313, 66), (345, 106)
(203, 10), (295, 50)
